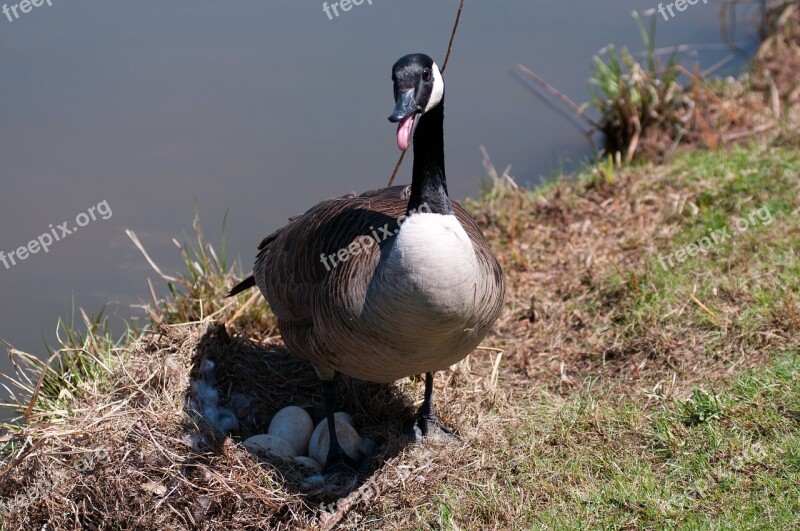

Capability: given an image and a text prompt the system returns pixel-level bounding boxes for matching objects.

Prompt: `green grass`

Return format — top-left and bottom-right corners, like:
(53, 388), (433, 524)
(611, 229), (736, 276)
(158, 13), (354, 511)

(0, 308), (130, 426)
(597, 146), (800, 354)
(434, 353), (800, 529)
(423, 144), (800, 529)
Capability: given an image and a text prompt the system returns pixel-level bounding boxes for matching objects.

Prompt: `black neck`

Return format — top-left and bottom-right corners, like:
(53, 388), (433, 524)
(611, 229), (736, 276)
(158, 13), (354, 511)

(406, 101), (452, 215)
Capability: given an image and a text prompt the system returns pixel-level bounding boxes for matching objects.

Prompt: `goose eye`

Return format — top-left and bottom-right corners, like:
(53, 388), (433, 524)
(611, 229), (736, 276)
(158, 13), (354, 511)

(422, 68), (431, 82)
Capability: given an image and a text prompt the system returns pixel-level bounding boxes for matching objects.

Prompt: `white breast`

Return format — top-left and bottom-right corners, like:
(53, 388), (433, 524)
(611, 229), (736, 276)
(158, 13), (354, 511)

(375, 212), (480, 326)
(320, 212), (491, 382)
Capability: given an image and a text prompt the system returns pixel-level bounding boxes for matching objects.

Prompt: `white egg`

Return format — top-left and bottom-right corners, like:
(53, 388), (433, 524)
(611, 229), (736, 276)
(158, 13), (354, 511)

(242, 434), (297, 459)
(267, 406), (314, 456)
(307, 413), (351, 454)
(293, 456), (322, 473)
(308, 417), (361, 466)
(333, 411), (354, 428)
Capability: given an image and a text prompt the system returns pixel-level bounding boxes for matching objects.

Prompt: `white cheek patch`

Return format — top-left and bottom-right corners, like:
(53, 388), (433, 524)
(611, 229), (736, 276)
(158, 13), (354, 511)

(424, 62), (444, 113)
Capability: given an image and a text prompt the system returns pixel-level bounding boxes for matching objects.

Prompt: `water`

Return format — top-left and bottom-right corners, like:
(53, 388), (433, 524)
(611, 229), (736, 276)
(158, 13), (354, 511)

(0, 1), (761, 398)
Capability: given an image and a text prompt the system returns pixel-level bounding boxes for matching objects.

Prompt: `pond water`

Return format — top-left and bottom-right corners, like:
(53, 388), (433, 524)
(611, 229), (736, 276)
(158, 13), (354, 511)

(0, 0), (762, 401)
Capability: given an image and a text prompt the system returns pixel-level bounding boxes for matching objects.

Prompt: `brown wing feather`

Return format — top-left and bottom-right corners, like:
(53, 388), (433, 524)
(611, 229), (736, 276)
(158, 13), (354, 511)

(253, 185), (498, 326)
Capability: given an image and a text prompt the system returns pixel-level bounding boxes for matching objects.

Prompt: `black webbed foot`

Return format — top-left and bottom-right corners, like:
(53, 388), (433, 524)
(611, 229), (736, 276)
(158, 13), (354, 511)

(404, 372), (462, 444)
(405, 411), (462, 443)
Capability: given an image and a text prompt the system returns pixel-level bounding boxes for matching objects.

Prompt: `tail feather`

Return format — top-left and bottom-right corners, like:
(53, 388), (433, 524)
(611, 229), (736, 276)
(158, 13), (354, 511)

(228, 275), (256, 297)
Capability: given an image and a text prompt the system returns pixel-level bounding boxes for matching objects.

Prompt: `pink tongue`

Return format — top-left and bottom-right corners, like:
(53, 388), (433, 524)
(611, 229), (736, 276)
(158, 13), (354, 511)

(396, 114), (416, 151)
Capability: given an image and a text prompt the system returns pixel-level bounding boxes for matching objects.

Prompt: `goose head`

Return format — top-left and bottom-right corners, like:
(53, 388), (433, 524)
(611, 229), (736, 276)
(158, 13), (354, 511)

(388, 53), (444, 151)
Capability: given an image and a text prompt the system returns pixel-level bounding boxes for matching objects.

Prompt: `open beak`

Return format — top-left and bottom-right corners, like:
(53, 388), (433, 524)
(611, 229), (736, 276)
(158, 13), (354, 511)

(388, 90), (419, 151)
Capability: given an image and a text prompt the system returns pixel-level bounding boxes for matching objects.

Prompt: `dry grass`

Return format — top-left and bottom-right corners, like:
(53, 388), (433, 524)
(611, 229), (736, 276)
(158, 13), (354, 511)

(1, 137), (797, 528)
(1, 5), (800, 529)
(470, 151), (800, 397)
(0, 317), (515, 529)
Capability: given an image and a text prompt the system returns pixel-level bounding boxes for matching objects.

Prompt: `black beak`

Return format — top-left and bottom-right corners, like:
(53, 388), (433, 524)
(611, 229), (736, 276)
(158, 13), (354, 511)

(388, 90), (419, 123)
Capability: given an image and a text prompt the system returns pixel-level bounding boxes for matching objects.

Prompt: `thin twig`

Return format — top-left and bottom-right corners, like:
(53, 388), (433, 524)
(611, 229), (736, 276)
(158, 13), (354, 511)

(225, 291), (262, 327)
(677, 65), (738, 122)
(126, 230), (178, 282)
(385, 149), (407, 188)
(511, 69), (597, 139)
(24, 351), (61, 419)
(721, 123), (776, 142)
(441, 0), (466, 74)
(701, 54), (735, 77)
(689, 293), (721, 325)
(490, 350), (503, 389)
(0, 438), (46, 482)
(514, 64), (600, 129)
(625, 114), (642, 163)
(475, 346), (504, 353)
(386, 0), (466, 187)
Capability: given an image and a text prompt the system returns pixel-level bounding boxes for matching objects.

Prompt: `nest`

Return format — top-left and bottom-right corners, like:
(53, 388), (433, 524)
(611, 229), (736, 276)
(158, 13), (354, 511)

(0, 320), (515, 529)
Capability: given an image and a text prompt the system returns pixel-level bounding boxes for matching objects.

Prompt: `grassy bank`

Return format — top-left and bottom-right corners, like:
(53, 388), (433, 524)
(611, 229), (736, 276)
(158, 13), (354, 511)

(1, 142), (797, 529)
(1, 3), (799, 530)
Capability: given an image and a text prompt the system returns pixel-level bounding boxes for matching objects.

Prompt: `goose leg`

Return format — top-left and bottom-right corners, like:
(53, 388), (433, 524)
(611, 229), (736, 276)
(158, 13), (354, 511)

(407, 372), (461, 442)
(320, 380), (360, 473)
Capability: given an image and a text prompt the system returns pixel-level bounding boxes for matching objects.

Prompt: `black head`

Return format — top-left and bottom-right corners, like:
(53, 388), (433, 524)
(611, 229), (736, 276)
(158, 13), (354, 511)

(388, 53), (444, 151)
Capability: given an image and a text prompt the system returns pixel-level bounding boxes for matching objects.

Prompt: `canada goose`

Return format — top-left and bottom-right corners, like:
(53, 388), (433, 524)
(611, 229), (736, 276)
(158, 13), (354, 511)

(229, 53), (505, 471)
